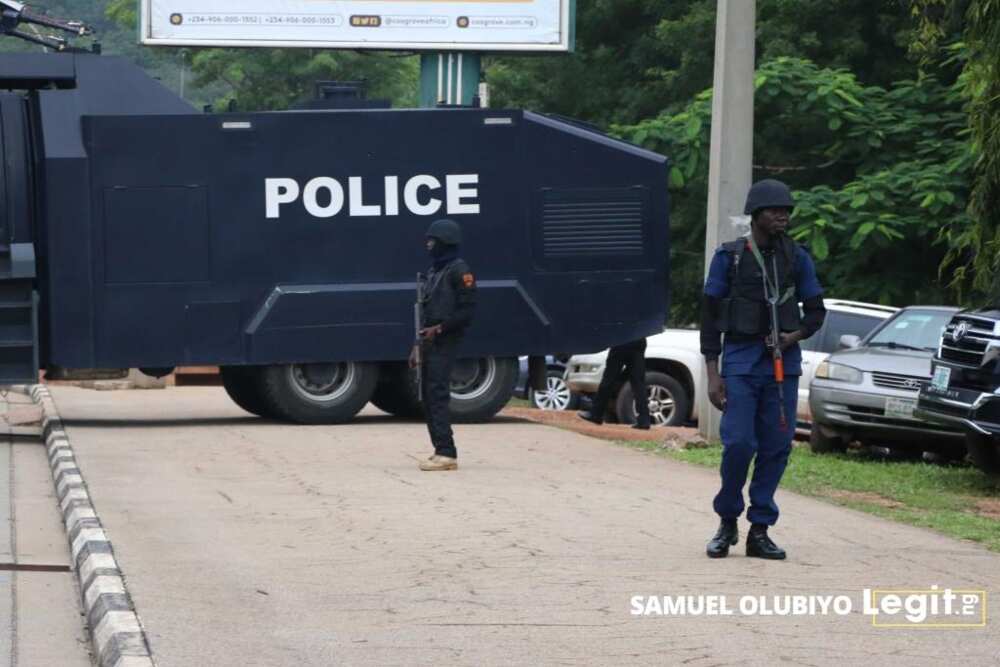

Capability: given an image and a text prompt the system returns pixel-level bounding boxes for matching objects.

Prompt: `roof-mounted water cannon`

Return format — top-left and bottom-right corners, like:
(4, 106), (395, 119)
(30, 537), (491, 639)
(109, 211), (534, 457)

(0, 1), (91, 51)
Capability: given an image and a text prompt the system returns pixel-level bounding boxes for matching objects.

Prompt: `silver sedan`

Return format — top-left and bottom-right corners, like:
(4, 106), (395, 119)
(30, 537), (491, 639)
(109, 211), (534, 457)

(809, 306), (965, 457)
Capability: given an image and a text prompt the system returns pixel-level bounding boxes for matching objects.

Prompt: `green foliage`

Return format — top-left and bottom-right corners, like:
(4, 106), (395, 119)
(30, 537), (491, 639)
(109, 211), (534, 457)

(615, 57), (971, 320)
(487, 0), (913, 128)
(911, 0), (1000, 301)
(105, 0), (135, 26)
(185, 49), (418, 112)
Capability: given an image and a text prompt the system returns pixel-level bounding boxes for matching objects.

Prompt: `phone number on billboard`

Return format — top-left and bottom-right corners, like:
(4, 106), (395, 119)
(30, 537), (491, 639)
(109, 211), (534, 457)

(177, 14), (345, 27)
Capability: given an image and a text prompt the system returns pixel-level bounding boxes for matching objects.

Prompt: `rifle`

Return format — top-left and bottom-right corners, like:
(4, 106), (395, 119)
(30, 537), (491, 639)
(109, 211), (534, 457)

(413, 272), (425, 401)
(762, 252), (788, 431)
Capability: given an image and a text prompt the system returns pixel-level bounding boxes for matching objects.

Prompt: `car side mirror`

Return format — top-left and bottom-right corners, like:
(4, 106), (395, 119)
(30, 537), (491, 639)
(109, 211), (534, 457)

(839, 335), (861, 350)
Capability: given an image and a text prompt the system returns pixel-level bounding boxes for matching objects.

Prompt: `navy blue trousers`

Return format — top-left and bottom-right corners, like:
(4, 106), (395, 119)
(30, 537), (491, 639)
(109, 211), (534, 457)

(714, 374), (799, 526)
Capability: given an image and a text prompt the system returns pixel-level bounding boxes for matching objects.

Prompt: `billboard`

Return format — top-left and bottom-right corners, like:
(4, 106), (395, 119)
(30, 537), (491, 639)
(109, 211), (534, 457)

(140, 1), (573, 52)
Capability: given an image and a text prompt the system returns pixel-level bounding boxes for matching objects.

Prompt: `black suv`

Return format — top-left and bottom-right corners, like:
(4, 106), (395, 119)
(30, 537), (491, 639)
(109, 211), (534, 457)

(916, 304), (1000, 476)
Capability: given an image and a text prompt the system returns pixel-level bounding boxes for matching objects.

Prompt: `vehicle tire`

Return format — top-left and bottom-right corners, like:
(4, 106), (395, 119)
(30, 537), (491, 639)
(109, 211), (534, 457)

(924, 449), (965, 465)
(965, 433), (1000, 477)
(220, 366), (274, 418)
(809, 425), (848, 454)
(885, 446), (925, 462)
(529, 369), (579, 411)
(449, 356), (519, 423)
(616, 371), (690, 427)
(370, 362), (424, 419)
(258, 361), (378, 424)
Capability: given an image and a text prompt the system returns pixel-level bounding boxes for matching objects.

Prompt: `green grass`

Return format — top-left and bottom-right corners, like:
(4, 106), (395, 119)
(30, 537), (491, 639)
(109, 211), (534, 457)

(622, 441), (1000, 552)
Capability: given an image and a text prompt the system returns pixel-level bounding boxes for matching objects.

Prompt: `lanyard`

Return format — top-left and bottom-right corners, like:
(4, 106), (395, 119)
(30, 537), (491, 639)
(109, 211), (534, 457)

(746, 234), (795, 305)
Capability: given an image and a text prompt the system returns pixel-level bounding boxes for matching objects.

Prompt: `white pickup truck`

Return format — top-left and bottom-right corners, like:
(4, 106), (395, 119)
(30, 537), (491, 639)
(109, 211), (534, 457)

(565, 300), (896, 428)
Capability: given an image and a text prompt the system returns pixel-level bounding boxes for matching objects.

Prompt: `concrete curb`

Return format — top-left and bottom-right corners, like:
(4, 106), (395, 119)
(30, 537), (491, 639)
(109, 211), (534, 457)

(29, 385), (155, 667)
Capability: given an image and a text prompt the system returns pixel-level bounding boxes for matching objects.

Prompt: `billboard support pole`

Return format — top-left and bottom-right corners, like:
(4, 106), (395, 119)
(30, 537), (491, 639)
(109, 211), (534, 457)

(420, 52), (481, 108)
(698, 0), (756, 442)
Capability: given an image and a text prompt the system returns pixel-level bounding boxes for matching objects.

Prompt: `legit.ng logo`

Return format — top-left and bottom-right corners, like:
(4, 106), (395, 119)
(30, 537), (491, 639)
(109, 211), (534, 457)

(867, 588), (987, 628)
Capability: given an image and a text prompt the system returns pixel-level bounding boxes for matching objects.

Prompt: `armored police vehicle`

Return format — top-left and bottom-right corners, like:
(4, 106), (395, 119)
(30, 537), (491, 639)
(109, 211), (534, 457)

(0, 51), (669, 424)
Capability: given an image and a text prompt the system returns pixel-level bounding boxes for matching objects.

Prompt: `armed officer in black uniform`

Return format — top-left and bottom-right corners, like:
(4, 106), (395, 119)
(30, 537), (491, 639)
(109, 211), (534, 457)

(410, 219), (477, 471)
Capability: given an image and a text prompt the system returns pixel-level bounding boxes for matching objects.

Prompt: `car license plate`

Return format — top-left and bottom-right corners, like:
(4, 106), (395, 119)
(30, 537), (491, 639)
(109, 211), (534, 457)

(931, 365), (951, 392)
(885, 397), (916, 420)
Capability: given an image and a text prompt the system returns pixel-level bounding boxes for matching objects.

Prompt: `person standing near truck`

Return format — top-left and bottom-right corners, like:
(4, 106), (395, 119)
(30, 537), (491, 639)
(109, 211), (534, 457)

(699, 179), (826, 560)
(410, 219), (477, 471)
(577, 338), (651, 429)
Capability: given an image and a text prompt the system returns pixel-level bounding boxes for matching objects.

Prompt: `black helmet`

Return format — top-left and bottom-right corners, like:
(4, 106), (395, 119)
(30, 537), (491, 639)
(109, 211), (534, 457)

(744, 179), (795, 215)
(426, 218), (462, 245)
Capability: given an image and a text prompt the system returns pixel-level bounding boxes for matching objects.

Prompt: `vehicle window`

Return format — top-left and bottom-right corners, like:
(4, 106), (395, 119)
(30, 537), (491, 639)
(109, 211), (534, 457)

(798, 305), (821, 352)
(819, 312), (885, 353)
(866, 309), (954, 350)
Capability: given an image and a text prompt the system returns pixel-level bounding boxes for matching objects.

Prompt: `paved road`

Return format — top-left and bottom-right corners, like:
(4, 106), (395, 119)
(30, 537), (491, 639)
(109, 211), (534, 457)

(51, 386), (999, 666)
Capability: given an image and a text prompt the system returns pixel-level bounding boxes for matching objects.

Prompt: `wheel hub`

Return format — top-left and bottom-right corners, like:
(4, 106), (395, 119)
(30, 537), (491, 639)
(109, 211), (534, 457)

(450, 358), (498, 400)
(289, 362), (355, 402)
(648, 385), (675, 426)
(534, 376), (571, 410)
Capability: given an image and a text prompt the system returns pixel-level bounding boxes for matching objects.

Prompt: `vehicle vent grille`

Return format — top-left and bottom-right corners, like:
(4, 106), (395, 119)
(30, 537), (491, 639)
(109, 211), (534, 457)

(871, 372), (925, 392)
(541, 189), (645, 258)
(939, 314), (1000, 367)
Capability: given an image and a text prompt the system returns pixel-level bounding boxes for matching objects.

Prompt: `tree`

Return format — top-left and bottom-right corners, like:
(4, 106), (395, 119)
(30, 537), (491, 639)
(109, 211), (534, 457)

(181, 49), (418, 112)
(486, 0), (915, 128)
(615, 58), (971, 323)
(911, 0), (1000, 300)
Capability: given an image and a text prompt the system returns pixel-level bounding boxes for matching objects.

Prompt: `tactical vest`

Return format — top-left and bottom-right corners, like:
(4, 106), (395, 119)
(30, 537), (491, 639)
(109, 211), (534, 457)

(715, 236), (802, 337)
(422, 259), (466, 327)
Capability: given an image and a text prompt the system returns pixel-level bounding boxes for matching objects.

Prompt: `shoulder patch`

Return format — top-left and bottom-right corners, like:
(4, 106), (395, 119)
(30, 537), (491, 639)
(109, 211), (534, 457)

(462, 273), (476, 288)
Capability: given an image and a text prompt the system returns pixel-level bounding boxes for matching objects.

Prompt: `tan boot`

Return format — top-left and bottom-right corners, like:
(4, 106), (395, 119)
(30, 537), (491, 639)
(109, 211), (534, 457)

(419, 455), (458, 471)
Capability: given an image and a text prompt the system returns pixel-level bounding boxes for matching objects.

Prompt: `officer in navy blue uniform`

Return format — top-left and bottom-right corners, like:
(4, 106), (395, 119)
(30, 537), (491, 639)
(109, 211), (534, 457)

(410, 219), (477, 472)
(700, 180), (826, 559)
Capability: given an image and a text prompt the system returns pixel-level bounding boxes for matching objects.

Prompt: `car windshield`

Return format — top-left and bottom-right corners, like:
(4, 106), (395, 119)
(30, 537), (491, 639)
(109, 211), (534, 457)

(866, 309), (954, 351)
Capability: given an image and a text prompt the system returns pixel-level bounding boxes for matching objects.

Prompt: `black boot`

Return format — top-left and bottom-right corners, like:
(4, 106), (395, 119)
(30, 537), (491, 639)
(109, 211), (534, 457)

(746, 524), (786, 560)
(706, 519), (738, 558)
(577, 410), (603, 425)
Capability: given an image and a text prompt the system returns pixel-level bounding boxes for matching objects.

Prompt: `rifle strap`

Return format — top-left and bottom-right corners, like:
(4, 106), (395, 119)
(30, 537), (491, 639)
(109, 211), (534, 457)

(746, 233), (796, 305)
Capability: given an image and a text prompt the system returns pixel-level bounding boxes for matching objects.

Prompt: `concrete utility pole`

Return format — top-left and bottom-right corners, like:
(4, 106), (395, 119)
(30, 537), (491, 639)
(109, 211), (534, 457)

(698, 0), (756, 441)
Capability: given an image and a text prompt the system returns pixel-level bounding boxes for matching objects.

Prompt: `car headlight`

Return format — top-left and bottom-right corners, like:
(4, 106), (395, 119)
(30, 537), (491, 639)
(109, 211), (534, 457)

(814, 360), (863, 384)
(578, 364), (602, 374)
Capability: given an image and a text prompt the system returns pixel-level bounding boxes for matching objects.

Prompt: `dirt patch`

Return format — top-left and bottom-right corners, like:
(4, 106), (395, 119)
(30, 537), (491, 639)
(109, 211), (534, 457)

(824, 489), (905, 510)
(974, 498), (1000, 520)
(499, 406), (700, 444)
(3, 405), (42, 426)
